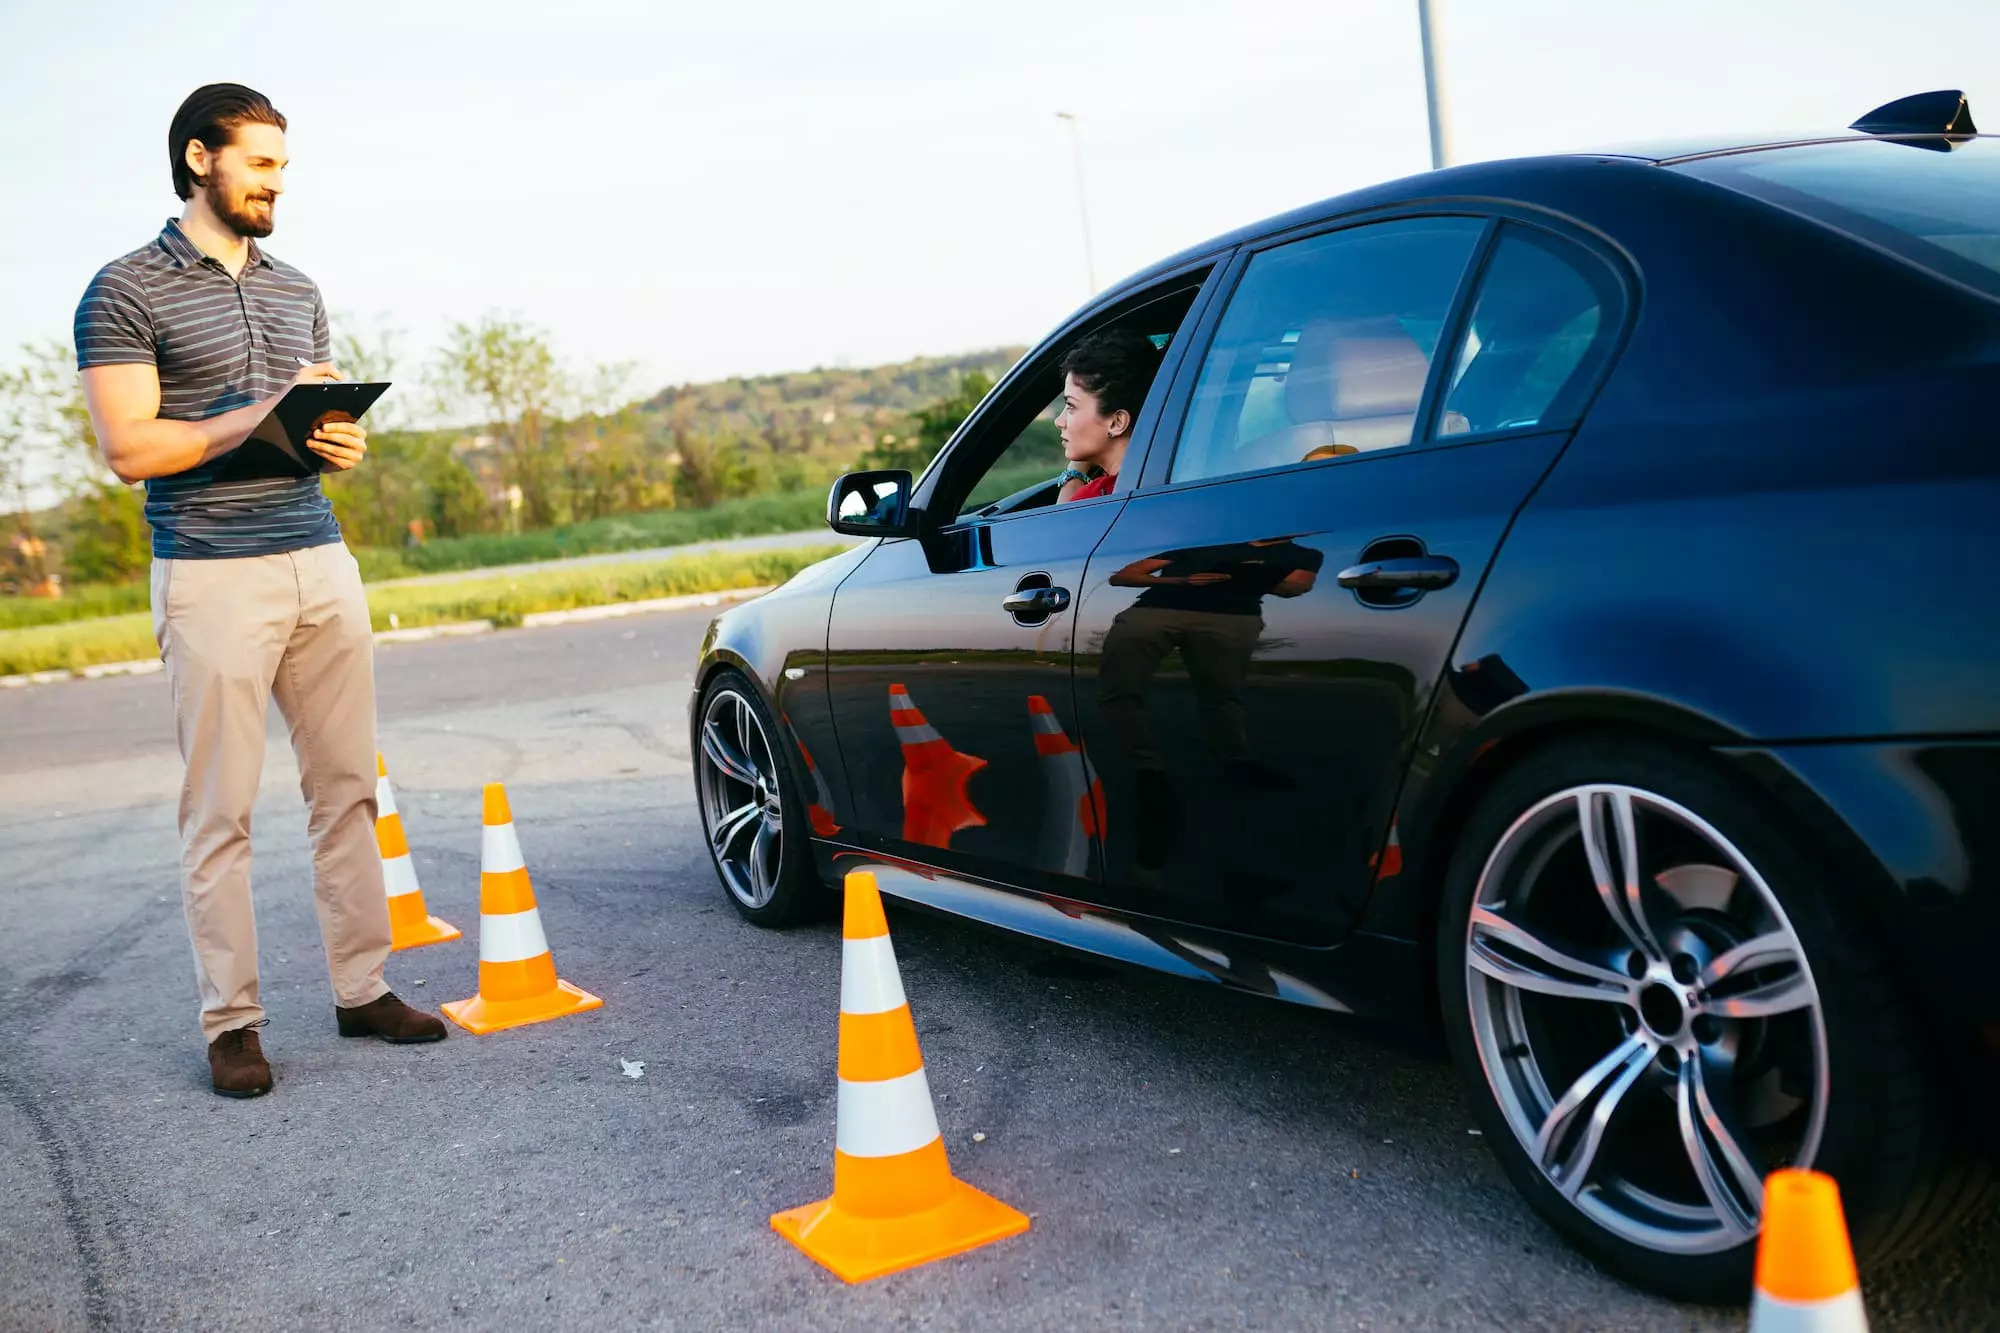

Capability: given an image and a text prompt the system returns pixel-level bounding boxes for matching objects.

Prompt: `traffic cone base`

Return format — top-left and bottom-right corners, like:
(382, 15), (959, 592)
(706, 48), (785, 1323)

(771, 1173), (1030, 1284)
(444, 782), (603, 1035)
(388, 889), (462, 949)
(1746, 1290), (1868, 1333)
(441, 978), (603, 1036)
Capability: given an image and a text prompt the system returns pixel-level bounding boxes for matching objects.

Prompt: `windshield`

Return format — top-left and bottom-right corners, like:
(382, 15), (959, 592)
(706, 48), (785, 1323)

(1674, 137), (2000, 300)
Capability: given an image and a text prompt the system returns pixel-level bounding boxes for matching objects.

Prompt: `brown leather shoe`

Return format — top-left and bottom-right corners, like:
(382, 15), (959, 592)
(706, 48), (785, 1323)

(208, 1027), (273, 1098)
(336, 991), (447, 1044)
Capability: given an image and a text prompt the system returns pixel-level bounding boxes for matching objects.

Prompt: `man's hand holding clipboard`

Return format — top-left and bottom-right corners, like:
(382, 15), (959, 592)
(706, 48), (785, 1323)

(236, 360), (389, 476)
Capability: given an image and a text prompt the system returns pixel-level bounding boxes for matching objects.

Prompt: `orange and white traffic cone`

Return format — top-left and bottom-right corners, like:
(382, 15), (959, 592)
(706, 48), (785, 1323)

(771, 869), (1029, 1282)
(1749, 1169), (1869, 1331)
(890, 684), (987, 849)
(1026, 695), (1103, 877)
(375, 753), (461, 951)
(441, 783), (603, 1035)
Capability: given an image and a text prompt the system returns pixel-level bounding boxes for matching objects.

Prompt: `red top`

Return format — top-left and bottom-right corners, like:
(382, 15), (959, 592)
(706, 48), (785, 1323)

(1068, 473), (1116, 502)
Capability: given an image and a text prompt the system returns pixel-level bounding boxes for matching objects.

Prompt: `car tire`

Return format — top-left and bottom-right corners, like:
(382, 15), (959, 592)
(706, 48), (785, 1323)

(692, 668), (831, 927)
(1435, 734), (1978, 1304)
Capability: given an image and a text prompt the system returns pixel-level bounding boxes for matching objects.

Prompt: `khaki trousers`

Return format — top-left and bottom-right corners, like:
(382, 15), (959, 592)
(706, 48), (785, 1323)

(151, 542), (392, 1043)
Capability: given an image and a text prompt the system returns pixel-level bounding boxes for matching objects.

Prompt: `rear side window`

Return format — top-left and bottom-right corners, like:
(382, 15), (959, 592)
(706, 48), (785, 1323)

(1676, 137), (2000, 300)
(1439, 224), (1619, 437)
(1170, 217), (1485, 484)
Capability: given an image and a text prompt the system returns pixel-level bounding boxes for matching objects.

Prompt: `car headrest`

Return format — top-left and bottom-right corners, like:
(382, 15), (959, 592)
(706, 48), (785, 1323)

(1284, 318), (1432, 426)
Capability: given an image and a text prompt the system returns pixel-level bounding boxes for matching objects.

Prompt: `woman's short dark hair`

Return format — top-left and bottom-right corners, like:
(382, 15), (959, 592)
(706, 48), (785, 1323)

(169, 84), (287, 201)
(1060, 327), (1163, 422)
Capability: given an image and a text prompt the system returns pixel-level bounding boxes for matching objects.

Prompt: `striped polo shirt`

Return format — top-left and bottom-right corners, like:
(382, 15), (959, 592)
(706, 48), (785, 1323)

(74, 219), (343, 559)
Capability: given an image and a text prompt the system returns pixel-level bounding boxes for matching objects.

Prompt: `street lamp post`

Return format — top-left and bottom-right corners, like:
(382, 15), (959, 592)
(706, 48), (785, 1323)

(1054, 111), (1097, 296)
(1417, 0), (1453, 170)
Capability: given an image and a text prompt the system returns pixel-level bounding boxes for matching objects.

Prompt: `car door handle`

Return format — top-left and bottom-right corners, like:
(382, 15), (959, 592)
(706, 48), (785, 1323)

(1335, 556), (1459, 590)
(1003, 587), (1071, 615)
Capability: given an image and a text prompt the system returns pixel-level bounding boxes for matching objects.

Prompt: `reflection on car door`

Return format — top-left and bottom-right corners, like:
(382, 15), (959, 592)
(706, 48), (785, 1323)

(822, 280), (1212, 896)
(1070, 217), (1625, 948)
(824, 502), (1120, 895)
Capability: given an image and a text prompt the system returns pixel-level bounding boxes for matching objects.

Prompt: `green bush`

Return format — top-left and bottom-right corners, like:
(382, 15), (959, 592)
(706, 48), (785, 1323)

(59, 482), (151, 584)
(0, 580), (151, 630)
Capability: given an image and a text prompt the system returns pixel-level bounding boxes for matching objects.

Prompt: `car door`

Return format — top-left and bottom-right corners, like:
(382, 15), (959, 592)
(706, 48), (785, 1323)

(1069, 215), (1627, 944)
(823, 269), (1219, 896)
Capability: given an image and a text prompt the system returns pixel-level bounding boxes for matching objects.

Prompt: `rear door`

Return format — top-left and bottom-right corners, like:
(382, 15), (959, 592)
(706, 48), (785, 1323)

(1070, 215), (1628, 943)
(823, 270), (1218, 896)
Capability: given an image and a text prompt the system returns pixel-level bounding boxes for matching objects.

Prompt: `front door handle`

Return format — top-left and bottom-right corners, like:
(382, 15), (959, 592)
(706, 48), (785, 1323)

(1335, 556), (1459, 591)
(1002, 586), (1071, 616)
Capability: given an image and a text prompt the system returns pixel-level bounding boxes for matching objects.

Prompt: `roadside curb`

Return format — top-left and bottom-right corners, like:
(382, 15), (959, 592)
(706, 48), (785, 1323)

(373, 620), (497, 644)
(0, 584), (774, 691)
(517, 585), (773, 629)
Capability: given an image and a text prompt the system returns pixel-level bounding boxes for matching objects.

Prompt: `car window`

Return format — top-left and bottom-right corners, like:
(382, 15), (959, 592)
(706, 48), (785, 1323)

(939, 288), (1200, 523)
(1437, 224), (1617, 437)
(956, 394), (1064, 518)
(1169, 217), (1485, 485)
(1674, 137), (2000, 302)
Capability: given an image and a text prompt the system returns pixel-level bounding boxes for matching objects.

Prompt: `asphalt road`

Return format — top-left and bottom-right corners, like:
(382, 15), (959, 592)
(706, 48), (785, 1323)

(0, 605), (1992, 1331)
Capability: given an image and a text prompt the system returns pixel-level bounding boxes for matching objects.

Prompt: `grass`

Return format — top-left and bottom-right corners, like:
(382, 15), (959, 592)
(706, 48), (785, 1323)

(2, 490), (836, 630)
(0, 544), (848, 677)
(353, 490), (829, 580)
(0, 580), (152, 629)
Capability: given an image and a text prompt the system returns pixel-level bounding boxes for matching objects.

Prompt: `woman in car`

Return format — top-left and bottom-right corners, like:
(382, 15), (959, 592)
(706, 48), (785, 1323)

(1055, 327), (1163, 502)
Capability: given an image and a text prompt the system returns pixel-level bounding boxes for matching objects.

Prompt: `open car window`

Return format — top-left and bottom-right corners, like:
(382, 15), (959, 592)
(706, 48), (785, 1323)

(957, 392), (1065, 519)
(934, 283), (1207, 524)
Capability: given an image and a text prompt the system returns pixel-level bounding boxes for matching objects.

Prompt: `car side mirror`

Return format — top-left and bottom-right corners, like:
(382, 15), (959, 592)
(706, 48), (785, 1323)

(827, 470), (916, 538)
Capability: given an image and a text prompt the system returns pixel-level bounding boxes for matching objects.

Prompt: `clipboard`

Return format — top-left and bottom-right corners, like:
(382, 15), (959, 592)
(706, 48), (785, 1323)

(222, 381), (392, 480)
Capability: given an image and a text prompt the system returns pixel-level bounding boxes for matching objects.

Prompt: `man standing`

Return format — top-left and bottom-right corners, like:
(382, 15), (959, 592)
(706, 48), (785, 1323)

(76, 84), (444, 1098)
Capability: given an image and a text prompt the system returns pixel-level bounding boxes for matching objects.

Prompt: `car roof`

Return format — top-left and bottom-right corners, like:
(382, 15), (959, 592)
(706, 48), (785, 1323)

(1091, 153), (1641, 305)
(1578, 129), (1996, 164)
(1091, 89), (1983, 312)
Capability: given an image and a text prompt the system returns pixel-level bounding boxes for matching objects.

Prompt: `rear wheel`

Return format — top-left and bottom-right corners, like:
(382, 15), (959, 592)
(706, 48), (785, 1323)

(1436, 736), (1967, 1302)
(693, 670), (829, 926)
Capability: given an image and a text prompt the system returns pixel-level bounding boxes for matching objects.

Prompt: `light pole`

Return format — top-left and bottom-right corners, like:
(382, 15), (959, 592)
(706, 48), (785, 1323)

(1417, 0), (1453, 170)
(1055, 111), (1097, 296)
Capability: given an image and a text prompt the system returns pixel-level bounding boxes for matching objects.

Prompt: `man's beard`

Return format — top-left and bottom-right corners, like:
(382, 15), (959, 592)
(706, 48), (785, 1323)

(205, 179), (276, 238)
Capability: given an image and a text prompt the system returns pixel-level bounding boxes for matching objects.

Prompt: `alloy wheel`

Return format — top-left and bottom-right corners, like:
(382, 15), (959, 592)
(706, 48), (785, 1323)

(1464, 784), (1829, 1255)
(696, 687), (786, 910)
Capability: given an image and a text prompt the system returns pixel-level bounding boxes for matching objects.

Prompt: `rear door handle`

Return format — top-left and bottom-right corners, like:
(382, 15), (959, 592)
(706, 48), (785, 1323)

(1002, 587), (1071, 615)
(1335, 556), (1459, 591)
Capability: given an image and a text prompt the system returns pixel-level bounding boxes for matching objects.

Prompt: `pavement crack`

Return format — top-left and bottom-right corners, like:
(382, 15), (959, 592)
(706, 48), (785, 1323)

(0, 894), (170, 1330)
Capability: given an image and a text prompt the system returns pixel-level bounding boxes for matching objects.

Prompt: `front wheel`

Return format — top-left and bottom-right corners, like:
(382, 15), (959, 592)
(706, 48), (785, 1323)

(692, 670), (829, 926)
(1436, 736), (1962, 1303)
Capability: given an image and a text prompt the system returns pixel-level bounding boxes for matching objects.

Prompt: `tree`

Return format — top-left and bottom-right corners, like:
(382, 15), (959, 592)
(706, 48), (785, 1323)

(858, 371), (995, 473)
(331, 314), (410, 430)
(558, 361), (660, 520)
(671, 427), (761, 510)
(61, 481), (150, 583)
(0, 341), (149, 586)
(429, 315), (566, 529)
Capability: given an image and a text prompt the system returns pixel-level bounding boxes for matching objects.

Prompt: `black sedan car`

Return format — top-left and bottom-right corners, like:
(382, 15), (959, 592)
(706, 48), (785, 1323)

(692, 91), (1998, 1301)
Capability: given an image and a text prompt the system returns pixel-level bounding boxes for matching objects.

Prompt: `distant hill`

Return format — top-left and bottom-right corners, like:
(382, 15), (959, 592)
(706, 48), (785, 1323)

(636, 347), (1025, 456)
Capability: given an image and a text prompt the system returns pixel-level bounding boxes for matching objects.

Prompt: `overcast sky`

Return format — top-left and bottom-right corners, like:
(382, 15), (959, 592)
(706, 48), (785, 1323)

(3, 0), (1996, 394)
